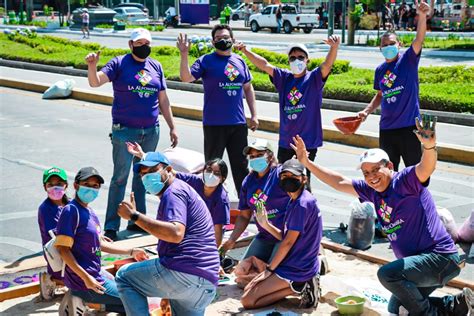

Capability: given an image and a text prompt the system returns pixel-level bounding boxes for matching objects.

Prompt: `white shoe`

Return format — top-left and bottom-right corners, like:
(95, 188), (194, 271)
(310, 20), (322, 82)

(58, 290), (88, 316)
(39, 272), (56, 301)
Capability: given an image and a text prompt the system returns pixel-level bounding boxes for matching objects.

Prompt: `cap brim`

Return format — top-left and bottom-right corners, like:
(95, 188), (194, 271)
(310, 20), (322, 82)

(281, 167), (304, 176)
(77, 174), (105, 184)
(133, 160), (160, 173)
(44, 173), (68, 183)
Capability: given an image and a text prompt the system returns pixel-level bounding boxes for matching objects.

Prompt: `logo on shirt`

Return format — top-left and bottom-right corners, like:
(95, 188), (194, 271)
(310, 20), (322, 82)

(92, 246), (101, 257)
(224, 63), (240, 82)
(287, 87), (303, 105)
(377, 199), (393, 223)
(381, 70), (397, 88)
(135, 69), (152, 86)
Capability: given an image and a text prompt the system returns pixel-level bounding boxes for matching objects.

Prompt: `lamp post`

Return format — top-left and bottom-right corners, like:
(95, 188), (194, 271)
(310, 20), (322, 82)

(19, 0), (25, 24)
(328, 0), (334, 36)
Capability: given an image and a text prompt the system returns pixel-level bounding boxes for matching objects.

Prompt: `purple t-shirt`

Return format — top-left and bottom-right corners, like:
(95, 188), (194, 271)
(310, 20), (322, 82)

(238, 166), (290, 242)
(374, 46), (421, 130)
(175, 173), (230, 225)
(271, 68), (325, 149)
(352, 166), (457, 259)
(275, 190), (322, 282)
(190, 52), (252, 126)
(101, 54), (167, 128)
(56, 199), (103, 291)
(157, 179), (220, 285)
(38, 198), (64, 278)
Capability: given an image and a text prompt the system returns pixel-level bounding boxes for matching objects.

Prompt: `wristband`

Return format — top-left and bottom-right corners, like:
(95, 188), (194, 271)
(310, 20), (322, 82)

(130, 212), (140, 224)
(423, 145), (437, 150)
(266, 265), (275, 273)
(130, 248), (135, 256)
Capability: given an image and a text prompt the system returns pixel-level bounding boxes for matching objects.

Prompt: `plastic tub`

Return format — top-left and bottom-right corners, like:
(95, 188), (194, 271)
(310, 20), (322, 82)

(333, 116), (362, 135)
(335, 295), (366, 315)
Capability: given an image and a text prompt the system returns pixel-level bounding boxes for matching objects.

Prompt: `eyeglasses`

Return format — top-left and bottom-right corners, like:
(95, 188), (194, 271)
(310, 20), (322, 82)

(289, 55), (306, 62)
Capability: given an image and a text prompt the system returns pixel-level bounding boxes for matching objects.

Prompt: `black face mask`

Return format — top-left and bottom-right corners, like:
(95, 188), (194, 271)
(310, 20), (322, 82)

(214, 39), (233, 51)
(279, 177), (302, 193)
(132, 44), (151, 59)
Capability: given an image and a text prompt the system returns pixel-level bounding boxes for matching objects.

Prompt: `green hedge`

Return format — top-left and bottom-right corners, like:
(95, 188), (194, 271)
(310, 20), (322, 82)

(366, 34), (474, 50)
(0, 33), (472, 113)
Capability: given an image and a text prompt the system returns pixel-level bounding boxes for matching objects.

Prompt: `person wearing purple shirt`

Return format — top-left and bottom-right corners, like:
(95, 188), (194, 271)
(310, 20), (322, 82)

(85, 28), (179, 241)
(38, 166), (69, 300)
(241, 159), (322, 310)
(358, 1), (431, 171)
(55, 167), (147, 314)
(178, 24), (259, 195)
(291, 116), (473, 316)
(115, 152), (219, 316)
(235, 37), (340, 191)
(220, 139), (290, 263)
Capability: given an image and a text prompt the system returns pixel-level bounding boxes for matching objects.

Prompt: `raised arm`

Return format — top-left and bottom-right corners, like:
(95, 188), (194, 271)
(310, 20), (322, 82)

(177, 33), (196, 82)
(158, 90), (179, 148)
(414, 115), (437, 182)
(85, 51), (109, 87)
(291, 135), (358, 196)
(235, 42), (275, 76)
(319, 35), (341, 79)
(412, 0), (430, 54)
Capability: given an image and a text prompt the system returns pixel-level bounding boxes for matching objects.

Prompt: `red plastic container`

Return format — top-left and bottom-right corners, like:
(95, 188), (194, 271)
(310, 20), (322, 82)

(333, 116), (362, 135)
(113, 258), (136, 271)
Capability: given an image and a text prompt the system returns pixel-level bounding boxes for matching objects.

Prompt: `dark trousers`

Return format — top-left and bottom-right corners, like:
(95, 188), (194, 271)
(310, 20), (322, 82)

(204, 124), (248, 195)
(278, 146), (317, 191)
(380, 126), (422, 172)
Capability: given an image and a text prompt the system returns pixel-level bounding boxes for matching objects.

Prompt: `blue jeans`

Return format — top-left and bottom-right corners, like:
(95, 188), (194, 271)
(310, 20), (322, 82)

(105, 124), (160, 231)
(377, 252), (461, 316)
(243, 236), (280, 263)
(116, 259), (216, 316)
(71, 276), (125, 313)
(277, 18), (282, 33)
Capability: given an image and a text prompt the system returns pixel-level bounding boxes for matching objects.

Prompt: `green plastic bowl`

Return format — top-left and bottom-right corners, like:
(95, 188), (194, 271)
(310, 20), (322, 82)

(335, 295), (366, 315)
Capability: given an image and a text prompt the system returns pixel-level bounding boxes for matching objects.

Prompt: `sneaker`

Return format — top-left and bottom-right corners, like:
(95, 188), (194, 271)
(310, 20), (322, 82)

(39, 272), (56, 301)
(453, 287), (474, 316)
(104, 229), (118, 241)
(300, 275), (321, 309)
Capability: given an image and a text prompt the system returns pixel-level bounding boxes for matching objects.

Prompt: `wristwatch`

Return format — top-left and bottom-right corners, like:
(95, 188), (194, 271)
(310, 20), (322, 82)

(130, 212), (140, 224)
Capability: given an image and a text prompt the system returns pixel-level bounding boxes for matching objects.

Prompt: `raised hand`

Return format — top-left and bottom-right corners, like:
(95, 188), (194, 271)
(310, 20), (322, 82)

(126, 142), (145, 158)
(414, 114), (437, 149)
(254, 201), (269, 227)
(323, 35), (341, 48)
(415, 0), (430, 16)
(176, 33), (190, 54)
(290, 135), (310, 166)
(118, 192), (137, 221)
(85, 51), (100, 65)
(234, 41), (247, 52)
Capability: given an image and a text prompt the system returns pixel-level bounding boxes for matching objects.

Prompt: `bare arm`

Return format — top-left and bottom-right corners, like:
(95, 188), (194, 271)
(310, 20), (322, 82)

(267, 230), (299, 270)
(414, 115), (437, 182)
(358, 91), (382, 120)
(236, 43), (275, 76)
(158, 90), (178, 147)
(412, 0), (430, 55)
(219, 209), (252, 253)
(214, 224), (224, 247)
(177, 33), (196, 82)
(320, 35), (341, 79)
(85, 51), (109, 87)
(243, 82), (259, 131)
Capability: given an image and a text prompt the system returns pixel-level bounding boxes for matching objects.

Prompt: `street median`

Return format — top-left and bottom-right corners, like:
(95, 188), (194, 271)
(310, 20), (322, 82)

(1, 76), (472, 166)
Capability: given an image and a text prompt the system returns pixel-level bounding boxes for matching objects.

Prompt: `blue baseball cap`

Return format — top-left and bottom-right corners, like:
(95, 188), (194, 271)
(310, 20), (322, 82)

(133, 152), (170, 173)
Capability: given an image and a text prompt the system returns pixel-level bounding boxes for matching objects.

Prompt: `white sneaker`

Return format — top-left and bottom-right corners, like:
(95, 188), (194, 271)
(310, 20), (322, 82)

(39, 272), (56, 301)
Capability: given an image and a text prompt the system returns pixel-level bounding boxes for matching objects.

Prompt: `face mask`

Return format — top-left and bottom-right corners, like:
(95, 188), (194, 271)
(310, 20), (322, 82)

(203, 172), (220, 187)
(47, 186), (65, 201)
(381, 44), (399, 60)
(279, 177), (302, 193)
(214, 39), (233, 51)
(249, 156), (269, 173)
(290, 59), (306, 75)
(142, 171), (168, 195)
(132, 44), (151, 59)
(77, 186), (99, 204)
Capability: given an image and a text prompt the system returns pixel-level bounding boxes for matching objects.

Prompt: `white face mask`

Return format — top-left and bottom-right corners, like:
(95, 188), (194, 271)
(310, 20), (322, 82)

(289, 59), (306, 75)
(203, 172), (220, 187)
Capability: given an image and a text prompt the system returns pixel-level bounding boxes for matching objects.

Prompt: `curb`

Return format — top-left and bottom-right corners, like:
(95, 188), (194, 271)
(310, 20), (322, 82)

(1, 59), (472, 127)
(1, 76), (473, 166)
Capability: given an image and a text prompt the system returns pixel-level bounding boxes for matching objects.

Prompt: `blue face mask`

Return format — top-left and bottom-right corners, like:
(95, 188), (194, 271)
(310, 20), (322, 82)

(249, 156), (269, 173)
(142, 171), (168, 195)
(381, 44), (399, 60)
(77, 186), (99, 204)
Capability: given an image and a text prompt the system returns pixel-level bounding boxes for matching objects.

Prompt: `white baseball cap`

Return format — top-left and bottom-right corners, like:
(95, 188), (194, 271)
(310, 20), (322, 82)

(130, 28), (152, 43)
(243, 139), (274, 155)
(357, 148), (390, 170)
(287, 43), (309, 57)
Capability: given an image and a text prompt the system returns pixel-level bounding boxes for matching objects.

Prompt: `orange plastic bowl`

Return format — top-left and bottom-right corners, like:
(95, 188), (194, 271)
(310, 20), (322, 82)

(113, 258), (136, 271)
(333, 116), (362, 135)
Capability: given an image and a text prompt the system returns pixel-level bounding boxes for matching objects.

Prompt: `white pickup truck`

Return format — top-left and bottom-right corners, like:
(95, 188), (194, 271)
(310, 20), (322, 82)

(249, 4), (319, 34)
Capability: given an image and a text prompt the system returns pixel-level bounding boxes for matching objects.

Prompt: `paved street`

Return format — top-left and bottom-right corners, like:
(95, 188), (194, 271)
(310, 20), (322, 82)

(0, 86), (472, 280)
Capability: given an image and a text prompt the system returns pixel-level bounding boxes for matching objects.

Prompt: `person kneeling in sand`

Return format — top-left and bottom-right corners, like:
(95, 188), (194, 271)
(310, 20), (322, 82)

(291, 115), (473, 315)
(241, 159), (322, 310)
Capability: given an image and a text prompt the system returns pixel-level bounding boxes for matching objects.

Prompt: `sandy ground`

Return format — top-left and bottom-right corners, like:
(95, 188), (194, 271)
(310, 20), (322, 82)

(0, 249), (459, 316)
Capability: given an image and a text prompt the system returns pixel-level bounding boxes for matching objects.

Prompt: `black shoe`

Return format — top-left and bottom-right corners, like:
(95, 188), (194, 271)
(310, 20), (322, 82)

(300, 275), (321, 309)
(126, 224), (146, 233)
(452, 287), (473, 316)
(104, 230), (117, 241)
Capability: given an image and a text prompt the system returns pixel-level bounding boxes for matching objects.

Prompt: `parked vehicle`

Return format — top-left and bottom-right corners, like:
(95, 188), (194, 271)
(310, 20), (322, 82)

(113, 7), (150, 25)
(231, 3), (247, 21)
(249, 4), (319, 34)
(113, 2), (149, 16)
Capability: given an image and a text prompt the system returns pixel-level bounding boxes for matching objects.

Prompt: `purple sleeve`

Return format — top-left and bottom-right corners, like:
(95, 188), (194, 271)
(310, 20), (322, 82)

(396, 166), (423, 195)
(56, 205), (79, 238)
(161, 191), (188, 226)
(351, 179), (375, 203)
(270, 67), (287, 91)
(286, 203), (305, 232)
(100, 57), (119, 82)
(311, 67), (325, 88)
(242, 60), (252, 84)
(212, 190), (230, 225)
(373, 66), (382, 90)
(403, 45), (421, 68)
(238, 175), (250, 210)
(157, 62), (167, 91)
(175, 173), (201, 189)
(190, 57), (204, 80)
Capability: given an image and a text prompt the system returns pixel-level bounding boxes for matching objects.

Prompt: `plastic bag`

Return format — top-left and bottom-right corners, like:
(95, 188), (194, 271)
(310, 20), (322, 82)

(347, 199), (375, 250)
(162, 147), (204, 173)
(457, 211), (474, 243)
(42, 79), (75, 99)
(436, 208), (458, 243)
